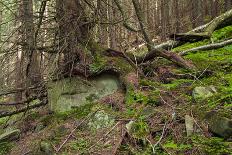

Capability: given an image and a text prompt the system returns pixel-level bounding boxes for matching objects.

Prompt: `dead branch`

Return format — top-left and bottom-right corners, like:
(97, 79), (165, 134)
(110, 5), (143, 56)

(0, 94), (47, 106)
(54, 111), (97, 153)
(180, 38), (232, 55)
(171, 9), (232, 42)
(0, 100), (47, 118)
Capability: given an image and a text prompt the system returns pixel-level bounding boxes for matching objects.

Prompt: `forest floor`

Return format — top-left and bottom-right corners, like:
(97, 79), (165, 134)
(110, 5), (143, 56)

(1, 26), (232, 155)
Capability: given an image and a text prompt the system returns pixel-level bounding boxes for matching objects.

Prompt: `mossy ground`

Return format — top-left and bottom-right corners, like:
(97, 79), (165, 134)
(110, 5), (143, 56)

(4, 26), (232, 155)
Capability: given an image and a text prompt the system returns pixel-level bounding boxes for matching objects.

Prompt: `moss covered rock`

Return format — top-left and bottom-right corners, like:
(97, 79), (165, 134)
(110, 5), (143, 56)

(192, 86), (217, 101)
(88, 110), (115, 130)
(205, 112), (232, 139)
(48, 74), (121, 113)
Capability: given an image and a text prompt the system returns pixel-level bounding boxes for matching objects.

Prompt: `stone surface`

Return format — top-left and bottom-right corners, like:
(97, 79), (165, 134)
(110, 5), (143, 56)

(40, 141), (54, 155)
(88, 110), (115, 130)
(185, 115), (194, 136)
(205, 112), (232, 139)
(34, 123), (45, 133)
(48, 74), (121, 113)
(192, 86), (216, 101)
(126, 121), (134, 133)
(0, 129), (20, 142)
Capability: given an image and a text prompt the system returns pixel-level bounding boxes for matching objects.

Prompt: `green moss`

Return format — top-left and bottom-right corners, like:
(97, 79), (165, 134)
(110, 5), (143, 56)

(139, 79), (160, 89)
(111, 57), (134, 74)
(173, 26), (232, 53)
(173, 39), (209, 52)
(130, 119), (150, 139)
(125, 89), (159, 106)
(0, 142), (14, 155)
(191, 135), (232, 155)
(89, 54), (107, 72)
(67, 138), (89, 154)
(161, 79), (193, 90)
(163, 140), (192, 151)
(211, 25), (232, 42)
(185, 47), (232, 70)
(55, 103), (93, 120)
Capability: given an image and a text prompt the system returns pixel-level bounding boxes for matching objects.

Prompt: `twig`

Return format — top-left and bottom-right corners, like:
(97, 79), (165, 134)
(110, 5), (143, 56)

(54, 111), (97, 153)
(152, 122), (168, 154)
(88, 121), (121, 151)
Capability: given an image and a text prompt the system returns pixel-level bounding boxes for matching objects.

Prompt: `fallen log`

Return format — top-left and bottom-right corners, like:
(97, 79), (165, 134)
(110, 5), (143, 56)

(180, 39), (232, 56)
(171, 9), (232, 42)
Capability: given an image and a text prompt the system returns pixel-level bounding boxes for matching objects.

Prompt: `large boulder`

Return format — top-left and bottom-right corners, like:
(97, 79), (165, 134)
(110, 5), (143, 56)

(48, 74), (121, 113)
(205, 112), (232, 139)
(0, 129), (20, 142)
(192, 86), (216, 101)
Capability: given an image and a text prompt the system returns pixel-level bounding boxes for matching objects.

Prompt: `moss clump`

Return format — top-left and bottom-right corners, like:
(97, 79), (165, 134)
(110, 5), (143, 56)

(163, 140), (192, 152)
(173, 26), (232, 53)
(67, 138), (89, 154)
(161, 79), (193, 90)
(185, 47), (232, 71)
(140, 79), (160, 89)
(191, 135), (232, 155)
(173, 39), (209, 52)
(125, 89), (159, 106)
(89, 54), (107, 72)
(55, 103), (93, 120)
(211, 25), (232, 42)
(130, 119), (150, 139)
(0, 142), (13, 155)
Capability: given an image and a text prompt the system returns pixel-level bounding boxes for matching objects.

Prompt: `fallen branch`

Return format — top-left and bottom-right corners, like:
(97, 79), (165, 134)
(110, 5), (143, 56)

(171, 9), (232, 42)
(151, 122), (167, 154)
(180, 39), (232, 55)
(54, 111), (97, 153)
(0, 100), (47, 118)
(0, 85), (42, 96)
(0, 94), (47, 106)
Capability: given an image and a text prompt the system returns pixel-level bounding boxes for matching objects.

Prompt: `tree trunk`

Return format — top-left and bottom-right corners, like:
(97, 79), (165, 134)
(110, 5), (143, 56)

(21, 0), (42, 93)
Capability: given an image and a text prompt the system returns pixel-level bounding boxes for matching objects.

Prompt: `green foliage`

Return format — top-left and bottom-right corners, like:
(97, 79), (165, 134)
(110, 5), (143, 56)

(173, 40), (209, 52)
(68, 138), (89, 154)
(89, 54), (107, 72)
(185, 47), (232, 71)
(163, 140), (192, 151)
(211, 25), (232, 42)
(125, 90), (159, 106)
(130, 119), (149, 139)
(0, 118), (8, 130)
(173, 26), (232, 53)
(161, 79), (193, 90)
(0, 142), (13, 155)
(139, 79), (160, 89)
(55, 103), (93, 120)
(191, 135), (232, 155)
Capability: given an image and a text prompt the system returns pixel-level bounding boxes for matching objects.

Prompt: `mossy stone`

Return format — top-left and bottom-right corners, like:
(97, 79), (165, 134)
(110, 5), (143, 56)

(205, 112), (232, 139)
(192, 86), (216, 101)
(48, 74), (121, 113)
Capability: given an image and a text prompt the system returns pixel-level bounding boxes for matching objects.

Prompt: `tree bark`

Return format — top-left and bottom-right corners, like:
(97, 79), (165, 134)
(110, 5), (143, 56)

(130, 0), (194, 69)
